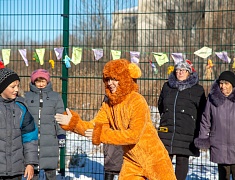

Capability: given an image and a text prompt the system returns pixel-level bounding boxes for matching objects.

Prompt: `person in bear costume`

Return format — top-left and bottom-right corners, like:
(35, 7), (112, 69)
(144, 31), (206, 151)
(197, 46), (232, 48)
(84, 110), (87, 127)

(55, 59), (176, 180)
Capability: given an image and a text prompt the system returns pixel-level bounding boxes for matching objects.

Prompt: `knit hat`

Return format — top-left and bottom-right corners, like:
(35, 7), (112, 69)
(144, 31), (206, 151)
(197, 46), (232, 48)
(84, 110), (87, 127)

(174, 60), (195, 73)
(218, 71), (235, 87)
(31, 69), (50, 83)
(0, 61), (20, 93)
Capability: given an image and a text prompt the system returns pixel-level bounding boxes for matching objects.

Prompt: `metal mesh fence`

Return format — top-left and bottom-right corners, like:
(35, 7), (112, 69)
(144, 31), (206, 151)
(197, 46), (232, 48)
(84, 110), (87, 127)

(0, 0), (235, 179)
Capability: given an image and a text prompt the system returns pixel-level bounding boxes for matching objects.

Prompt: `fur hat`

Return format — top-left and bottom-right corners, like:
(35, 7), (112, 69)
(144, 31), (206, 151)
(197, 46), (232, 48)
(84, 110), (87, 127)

(218, 71), (235, 87)
(0, 61), (20, 93)
(103, 59), (141, 105)
(174, 60), (195, 73)
(31, 69), (50, 83)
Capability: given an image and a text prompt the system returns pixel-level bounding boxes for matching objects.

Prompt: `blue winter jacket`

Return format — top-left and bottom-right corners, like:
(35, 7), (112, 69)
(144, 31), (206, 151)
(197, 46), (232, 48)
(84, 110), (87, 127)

(0, 96), (38, 176)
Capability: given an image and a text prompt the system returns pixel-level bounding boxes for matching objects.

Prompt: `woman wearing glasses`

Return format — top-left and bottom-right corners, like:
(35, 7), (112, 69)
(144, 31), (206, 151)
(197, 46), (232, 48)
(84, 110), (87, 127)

(158, 60), (206, 180)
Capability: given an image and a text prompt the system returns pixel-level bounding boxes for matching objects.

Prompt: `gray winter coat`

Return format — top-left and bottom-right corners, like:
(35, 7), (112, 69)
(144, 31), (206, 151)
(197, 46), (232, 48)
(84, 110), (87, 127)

(25, 82), (65, 169)
(0, 96), (38, 176)
(198, 81), (235, 164)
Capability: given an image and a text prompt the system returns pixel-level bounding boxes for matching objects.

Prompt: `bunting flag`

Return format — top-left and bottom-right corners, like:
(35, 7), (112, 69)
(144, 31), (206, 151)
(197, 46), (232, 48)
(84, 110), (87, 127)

(49, 51), (55, 69)
(152, 52), (169, 66)
(149, 60), (158, 74)
(35, 48), (45, 65)
(18, 49), (28, 66)
(33, 52), (40, 63)
(215, 51), (231, 63)
(171, 53), (184, 65)
(232, 58), (235, 69)
(2, 49), (11, 65)
(92, 49), (103, 61)
(111, 50), (121, 60)
(194, 46), (212, 59)
(205, 59), (214, 80)
(71, 47), (82, 65)
(63, 55), (71, 68)
(130, 51), (140, 64)
(54, 47), (64, 60)
(167, 66), (174, 75)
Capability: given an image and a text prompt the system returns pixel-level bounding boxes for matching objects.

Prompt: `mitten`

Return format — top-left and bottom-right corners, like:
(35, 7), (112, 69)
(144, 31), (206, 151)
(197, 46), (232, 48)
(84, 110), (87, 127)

(57, 134), (66, 148)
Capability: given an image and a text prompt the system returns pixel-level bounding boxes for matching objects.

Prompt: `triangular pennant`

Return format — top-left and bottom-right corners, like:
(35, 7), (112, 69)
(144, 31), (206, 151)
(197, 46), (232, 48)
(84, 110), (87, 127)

(54, 47), (64, 60)
(152, 52), (169, 66)
(18, 49), (28, 66)
(63, 55), (71, 68)
(2, 49), (11, 65)
(171, 53), (184, 65)
(92, 49), (103, 61)
(35, 48), (45, 65)
(111, 50), (121, 60)
(71, 47), (82, 65)
(33, 52), (40, 63)
(130, 51), (140, 64)
(149, 60), (158, 74)
(49, 51), (55, 69)
(215, 51), (231, 63)
(194, 46), (212, 59)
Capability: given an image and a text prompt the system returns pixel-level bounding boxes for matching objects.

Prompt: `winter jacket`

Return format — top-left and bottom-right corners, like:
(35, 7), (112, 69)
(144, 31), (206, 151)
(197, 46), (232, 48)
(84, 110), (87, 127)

(158, 72), (206, 156)
(25, 82), (65, 169)
(0, 96), (38, 176)
(196, 81), (235, 164)
(103, 144), (123, 173)
(61, 91), (176, 180)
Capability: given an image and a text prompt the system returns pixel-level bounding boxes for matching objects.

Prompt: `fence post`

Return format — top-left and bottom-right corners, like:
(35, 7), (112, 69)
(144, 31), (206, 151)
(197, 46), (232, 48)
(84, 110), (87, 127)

(60, 0), (69, 177)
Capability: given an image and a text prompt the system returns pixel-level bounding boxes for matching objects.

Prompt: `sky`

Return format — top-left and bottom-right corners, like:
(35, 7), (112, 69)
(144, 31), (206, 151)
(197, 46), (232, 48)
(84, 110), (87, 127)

(0, 0), (138, 43)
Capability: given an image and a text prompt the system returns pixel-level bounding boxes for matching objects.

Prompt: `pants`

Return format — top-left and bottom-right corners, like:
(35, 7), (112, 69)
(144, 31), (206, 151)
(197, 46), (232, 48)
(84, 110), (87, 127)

(0, 175), (21, 180)
(218, 164), (235, 180)
(170, 154), (189, 180)
(32, 169), (56, 180)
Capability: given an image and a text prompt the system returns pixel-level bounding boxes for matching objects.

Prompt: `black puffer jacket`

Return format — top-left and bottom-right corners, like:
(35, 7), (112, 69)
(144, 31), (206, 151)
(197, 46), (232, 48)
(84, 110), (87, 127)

(158, 72), (206, 156)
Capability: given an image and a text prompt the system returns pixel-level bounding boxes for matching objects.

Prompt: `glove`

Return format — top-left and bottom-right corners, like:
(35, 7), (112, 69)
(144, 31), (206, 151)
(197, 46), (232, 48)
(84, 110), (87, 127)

(57, 134), (66, 148)
(55, 108), (72, 125)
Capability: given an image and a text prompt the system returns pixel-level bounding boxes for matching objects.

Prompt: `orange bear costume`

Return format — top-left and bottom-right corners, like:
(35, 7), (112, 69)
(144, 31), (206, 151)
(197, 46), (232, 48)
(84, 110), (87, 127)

(57, 59), (176, 180)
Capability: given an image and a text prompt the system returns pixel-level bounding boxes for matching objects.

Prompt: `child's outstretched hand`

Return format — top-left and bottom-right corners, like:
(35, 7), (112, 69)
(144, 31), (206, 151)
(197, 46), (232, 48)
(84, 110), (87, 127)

(55, 108), (72, 125)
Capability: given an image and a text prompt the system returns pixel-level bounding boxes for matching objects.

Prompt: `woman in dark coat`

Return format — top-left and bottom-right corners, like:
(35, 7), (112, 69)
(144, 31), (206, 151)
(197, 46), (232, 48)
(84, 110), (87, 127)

(195, 71), (235, 180)
(158, 60), (206, 180)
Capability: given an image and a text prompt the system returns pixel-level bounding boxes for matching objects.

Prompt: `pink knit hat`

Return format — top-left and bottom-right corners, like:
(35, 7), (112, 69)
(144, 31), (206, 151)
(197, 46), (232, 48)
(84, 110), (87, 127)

(31, 69), (50, 83)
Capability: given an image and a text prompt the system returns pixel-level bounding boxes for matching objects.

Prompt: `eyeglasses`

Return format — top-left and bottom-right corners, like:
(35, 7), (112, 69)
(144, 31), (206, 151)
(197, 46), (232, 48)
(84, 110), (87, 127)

(176, 69), (187, 73)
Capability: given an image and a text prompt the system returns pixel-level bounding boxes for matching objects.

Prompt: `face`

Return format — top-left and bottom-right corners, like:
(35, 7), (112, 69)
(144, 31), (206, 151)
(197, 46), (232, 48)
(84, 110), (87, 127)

(175, 69), (190, 81)
(34, 78), (47, 89)
(105, 78), (119, 93)
(219, 80), (233, 97)
(1, 80), (20, 100)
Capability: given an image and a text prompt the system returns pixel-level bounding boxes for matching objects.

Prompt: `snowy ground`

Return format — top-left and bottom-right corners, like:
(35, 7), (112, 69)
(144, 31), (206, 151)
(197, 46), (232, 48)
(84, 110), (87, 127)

(54, 106), (224, 180)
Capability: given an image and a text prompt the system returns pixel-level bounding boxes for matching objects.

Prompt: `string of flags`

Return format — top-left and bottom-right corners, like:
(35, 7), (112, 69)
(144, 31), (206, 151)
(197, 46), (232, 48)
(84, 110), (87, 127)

(0, 46), (235, 75)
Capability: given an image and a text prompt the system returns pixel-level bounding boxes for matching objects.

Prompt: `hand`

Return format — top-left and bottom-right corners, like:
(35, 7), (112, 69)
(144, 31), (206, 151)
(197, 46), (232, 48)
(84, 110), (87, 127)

(55, 108), (72, 125)
(85, 129), (94, 140)
(24, 164), (34, 180)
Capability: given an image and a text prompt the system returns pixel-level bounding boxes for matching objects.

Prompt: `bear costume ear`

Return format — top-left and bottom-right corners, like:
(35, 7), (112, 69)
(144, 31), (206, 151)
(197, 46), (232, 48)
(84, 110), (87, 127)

(128, 63), (141, 79)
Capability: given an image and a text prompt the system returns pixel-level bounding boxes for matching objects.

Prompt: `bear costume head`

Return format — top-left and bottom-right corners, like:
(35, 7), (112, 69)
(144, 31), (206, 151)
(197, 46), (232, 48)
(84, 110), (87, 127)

(103, 59), (141, 105)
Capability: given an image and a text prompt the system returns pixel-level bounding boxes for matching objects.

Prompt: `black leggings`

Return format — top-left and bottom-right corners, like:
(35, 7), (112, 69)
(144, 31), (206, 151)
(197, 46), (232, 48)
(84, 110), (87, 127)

(170, 154), (189, 180)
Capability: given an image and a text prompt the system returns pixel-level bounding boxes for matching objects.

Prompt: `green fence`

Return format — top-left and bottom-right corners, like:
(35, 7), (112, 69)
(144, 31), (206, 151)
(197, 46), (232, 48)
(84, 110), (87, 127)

(1, 0), (235, 179)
